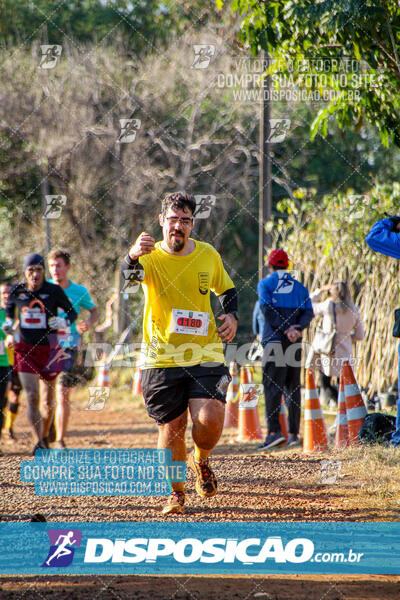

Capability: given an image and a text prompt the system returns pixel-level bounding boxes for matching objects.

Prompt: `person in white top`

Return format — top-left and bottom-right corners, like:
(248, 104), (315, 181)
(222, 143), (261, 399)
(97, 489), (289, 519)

(306, 281), (364, 404)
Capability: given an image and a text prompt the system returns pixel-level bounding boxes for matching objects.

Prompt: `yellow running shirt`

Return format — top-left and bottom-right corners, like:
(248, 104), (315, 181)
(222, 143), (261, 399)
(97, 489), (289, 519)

(137, 239), (234, 369)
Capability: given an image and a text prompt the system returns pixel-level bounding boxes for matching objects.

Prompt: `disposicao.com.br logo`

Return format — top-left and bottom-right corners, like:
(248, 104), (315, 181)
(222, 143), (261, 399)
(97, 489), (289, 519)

(42, 529), (82, 567)
(39, 532), (365, 570)
(83, 536), (316, 564)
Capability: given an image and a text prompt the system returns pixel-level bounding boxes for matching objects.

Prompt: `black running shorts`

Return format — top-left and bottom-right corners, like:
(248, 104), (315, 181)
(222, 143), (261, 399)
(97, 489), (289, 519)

(141, 363), (231, 425)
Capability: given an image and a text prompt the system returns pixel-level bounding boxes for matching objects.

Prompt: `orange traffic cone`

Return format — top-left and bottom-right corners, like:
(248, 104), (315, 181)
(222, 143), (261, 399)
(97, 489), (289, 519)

(132, 367), (142, 395)
(236, 366), (263, 441)
(334, 371), (349, 448)
(341, 360), (367, 445)
(279, 396), (289, 444)
(97, 361), (110, 388)
(224, 362), (240, 428)
(303, 369), (328, 453)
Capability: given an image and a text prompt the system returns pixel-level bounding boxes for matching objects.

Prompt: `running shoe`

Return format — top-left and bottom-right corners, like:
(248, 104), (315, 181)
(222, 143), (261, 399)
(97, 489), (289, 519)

(32, 441), (48, 456)
(48, 421), (56, 443)
(188, 451), (217, 498)
(6, 428), (16, 441)
(161, 490), (185, 515)
(54, 440), (66, 449)
(258, 432), (286, 450)
(286, 434), (300, 447)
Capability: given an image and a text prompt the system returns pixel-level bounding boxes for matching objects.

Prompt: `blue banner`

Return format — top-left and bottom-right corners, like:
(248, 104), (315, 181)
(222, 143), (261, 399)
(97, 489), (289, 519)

(19, 449), (185, 496)
(1, 522), (399, 575)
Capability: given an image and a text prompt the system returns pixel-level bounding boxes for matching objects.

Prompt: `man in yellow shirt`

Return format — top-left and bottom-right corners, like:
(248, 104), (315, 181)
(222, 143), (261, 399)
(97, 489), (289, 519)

(122, 191), (238, 515)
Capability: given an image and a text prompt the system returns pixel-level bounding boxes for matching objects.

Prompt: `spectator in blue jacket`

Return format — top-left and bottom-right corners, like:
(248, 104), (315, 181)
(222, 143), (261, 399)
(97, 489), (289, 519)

(366, 215), (400, 446)
(257, 249), (314, 450)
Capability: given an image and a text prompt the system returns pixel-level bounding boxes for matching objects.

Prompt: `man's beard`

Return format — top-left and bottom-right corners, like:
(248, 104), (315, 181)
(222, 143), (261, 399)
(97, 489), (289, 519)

(167, 232), (185, 252)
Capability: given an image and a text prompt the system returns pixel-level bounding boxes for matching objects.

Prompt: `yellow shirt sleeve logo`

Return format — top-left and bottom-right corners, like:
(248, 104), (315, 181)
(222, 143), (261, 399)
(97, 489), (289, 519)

(198, 272), (209, 295)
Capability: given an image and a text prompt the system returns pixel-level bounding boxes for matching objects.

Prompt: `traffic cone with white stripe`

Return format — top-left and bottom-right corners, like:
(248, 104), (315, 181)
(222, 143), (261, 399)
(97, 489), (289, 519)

(303, 368), (328, 453)
(132, 367), (142, 395)
(236, 366), (263, 441)
(224, 361), (240, 428)
(97, 361), (110, 388)
(334, 372), (349, 448)
(341, 360), (367, 445)
(279, 396), (289, 444)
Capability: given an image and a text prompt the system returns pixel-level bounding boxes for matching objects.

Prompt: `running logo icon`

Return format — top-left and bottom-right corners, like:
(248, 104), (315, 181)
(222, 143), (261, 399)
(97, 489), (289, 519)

(86, 387), (110, 411)
(122, 267), (144, 293)
(267, 119), (291, 143)
(39, 45), (62, 69)
(43, 195), (67, 219)
(191, 45), (215, 69)
(118, 119), (141, 143)
(42, 529), (82, 567)
(194, 195), (216, 219)
(275, 271), (297, 294)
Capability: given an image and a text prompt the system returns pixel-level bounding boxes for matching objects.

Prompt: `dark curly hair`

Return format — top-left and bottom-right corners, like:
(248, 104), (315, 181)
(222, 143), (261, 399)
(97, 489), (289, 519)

(161, 191), (196, 218)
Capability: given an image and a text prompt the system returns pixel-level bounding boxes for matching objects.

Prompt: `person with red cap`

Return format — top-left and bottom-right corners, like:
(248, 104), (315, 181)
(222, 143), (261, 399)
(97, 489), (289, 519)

(257, 249), (314, 449)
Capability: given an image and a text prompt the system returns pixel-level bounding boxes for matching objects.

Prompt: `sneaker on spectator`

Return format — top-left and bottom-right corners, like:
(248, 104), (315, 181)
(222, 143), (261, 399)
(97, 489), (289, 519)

(287, 434), (300, 447)
(258, 432), (286, 450)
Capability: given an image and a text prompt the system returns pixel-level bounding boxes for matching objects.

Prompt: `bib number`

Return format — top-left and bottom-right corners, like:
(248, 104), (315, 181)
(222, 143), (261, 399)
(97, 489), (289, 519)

(21, 308), (46, 329)
(171, 309), (209, 336)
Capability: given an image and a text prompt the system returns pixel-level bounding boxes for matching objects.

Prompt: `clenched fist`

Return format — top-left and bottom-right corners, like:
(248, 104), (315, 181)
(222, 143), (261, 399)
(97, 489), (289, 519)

(128, 232), (156, 260)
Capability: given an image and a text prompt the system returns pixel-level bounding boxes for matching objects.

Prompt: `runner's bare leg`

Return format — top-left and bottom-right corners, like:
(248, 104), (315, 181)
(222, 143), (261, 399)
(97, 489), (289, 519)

(158, 411), (188, 491)
(189, 397), (225, 453)
(18, 372), (41, 443)
(41, 379), (56, 437)
(55, 384), (70, 441)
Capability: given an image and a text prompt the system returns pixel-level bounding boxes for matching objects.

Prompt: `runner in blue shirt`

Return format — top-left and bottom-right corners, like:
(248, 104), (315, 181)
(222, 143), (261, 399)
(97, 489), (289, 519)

(48, 249), (98, 448)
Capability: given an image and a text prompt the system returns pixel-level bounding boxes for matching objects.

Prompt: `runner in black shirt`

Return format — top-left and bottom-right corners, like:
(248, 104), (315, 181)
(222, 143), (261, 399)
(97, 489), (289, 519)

(3, 253), (77, 454)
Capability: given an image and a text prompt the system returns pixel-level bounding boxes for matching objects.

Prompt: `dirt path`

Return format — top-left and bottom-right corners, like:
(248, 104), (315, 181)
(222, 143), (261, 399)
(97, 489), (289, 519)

(0, 394), (392, 522)
(1, 574), (400, 599)
(1, 390), (399, 599)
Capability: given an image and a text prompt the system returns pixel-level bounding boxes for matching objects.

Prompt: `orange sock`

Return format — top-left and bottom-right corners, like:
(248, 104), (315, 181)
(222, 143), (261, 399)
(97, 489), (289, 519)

(193, 444), (210, 462)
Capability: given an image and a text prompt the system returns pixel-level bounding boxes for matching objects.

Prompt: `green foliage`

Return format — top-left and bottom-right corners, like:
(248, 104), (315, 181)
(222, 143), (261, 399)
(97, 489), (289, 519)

(0, 0), (223, 51)
(220, 0), (400, 147)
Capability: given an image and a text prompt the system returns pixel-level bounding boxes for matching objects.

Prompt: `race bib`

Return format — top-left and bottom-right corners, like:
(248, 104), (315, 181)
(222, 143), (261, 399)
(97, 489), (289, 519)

(20, 307), (47, 329)
(0, 340), (4, 355)
(57, 326), (71, 343)
(170, 309), (209, 336)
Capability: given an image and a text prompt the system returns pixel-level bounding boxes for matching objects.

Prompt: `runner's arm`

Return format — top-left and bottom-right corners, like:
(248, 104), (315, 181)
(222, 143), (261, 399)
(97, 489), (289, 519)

(217, 287), (238, 319)
(366, 217), (400, 258)
(211, 251), (238, 341)
(121, 254), (145, 282)
(86, 306), (99, 328)
(77, 288), (98, 332)
(122, 232), (154, 283)
(3, 285), (17, 332)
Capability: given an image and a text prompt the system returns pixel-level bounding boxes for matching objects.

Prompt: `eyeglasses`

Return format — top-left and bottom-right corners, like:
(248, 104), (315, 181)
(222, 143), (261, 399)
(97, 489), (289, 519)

(165, 216), (194, 227)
